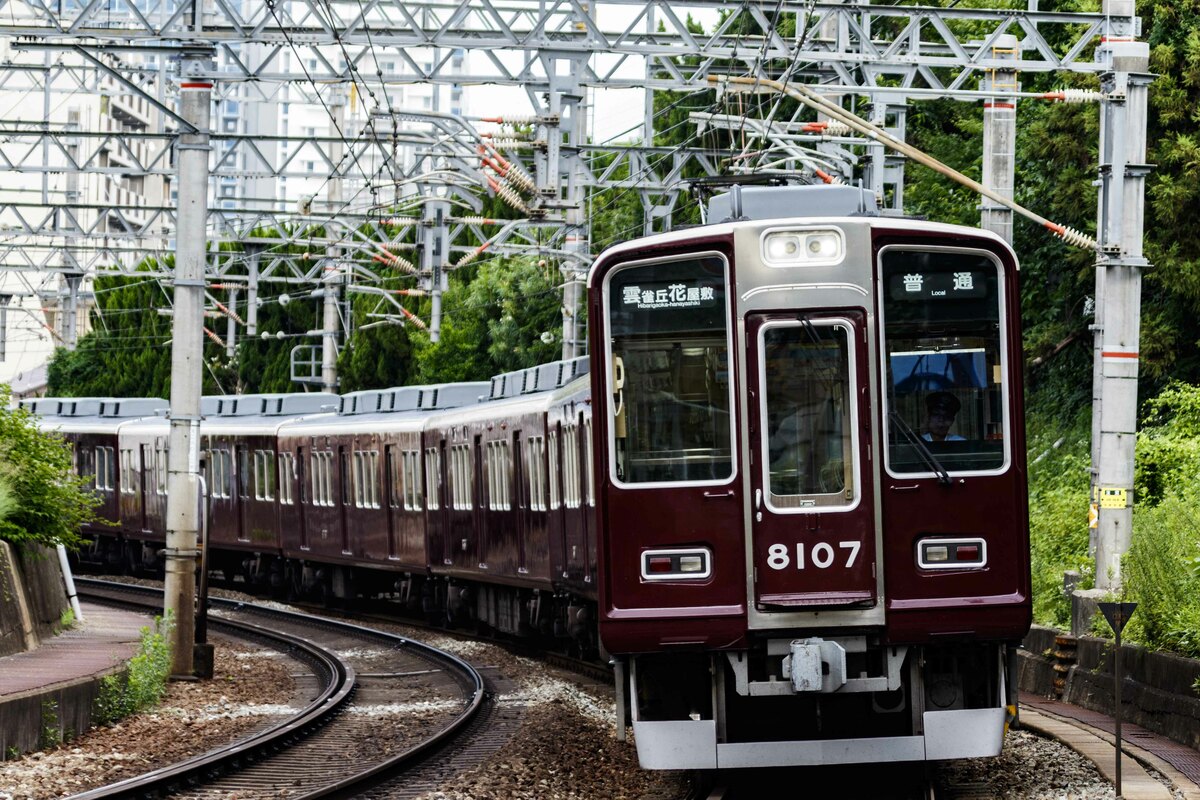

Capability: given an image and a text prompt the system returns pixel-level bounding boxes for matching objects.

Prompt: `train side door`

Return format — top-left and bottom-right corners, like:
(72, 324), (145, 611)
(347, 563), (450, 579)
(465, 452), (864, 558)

(297, 446), (310, 550)
(235, 444), (250, 542)
(513, 431), (528, 574)
(138, 443), (150, 532)
(339, 445), (351, 554)
(383, 444), (397, 559)
(438, 440), (451, 564)
(473, 435), (487, 567)
(747, 312), (876, 609)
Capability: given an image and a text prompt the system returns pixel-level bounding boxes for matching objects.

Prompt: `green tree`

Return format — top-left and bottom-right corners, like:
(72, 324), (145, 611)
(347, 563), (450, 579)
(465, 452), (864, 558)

(0, 386), (98, 549)
(411, 256), (562, 384)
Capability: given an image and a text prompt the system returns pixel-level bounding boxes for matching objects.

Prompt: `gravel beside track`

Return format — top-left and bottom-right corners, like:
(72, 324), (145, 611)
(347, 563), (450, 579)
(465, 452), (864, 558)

(0, 637), (305, 799)
(6, 578), (1189, 800)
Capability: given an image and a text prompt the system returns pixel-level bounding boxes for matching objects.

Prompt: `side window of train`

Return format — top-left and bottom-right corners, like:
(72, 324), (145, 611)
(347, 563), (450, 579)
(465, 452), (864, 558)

(156, 444), (168, 496)
(564, 426), (580, 508)
(548, 429), (560, 510)
(879, 249), (1009, 475)
(447, 445), (470, 511)
(526, 436), (546, 512)
(485, 440), (511, 511)
(253, 450), (276, 502)
(584, 420), (595, 506)
(401, 449), (422, 511)
(120, 449), (133, 495)
(604, 254), (734, 485)
(216, 449), (231, 499)
(94, 446), (114, 492)
(311, 451), (334, 507)
(278, 453), (294, 505)
(424, 447), (440, 510)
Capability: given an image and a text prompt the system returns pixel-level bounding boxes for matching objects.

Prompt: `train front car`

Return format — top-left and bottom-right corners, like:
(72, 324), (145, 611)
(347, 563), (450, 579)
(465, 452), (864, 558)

(588, 185), (1030, 770)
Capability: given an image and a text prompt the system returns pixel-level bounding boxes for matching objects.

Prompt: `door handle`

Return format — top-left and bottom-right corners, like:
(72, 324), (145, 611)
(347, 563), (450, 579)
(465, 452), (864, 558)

(889, 484), (920, 492)
(703, 489), (734, 498)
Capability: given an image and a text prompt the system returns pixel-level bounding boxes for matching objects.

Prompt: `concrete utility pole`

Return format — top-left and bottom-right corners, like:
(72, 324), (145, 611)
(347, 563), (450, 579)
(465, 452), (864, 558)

(1090, 2), (1151, 592)
(321, 91), (346, 394)
(163, 42), (213, 678)
(980, 34), (1018, 243)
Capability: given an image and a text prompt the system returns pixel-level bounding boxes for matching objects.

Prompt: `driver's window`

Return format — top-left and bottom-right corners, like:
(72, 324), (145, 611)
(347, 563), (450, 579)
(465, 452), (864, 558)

(880, 249), (1008, 475)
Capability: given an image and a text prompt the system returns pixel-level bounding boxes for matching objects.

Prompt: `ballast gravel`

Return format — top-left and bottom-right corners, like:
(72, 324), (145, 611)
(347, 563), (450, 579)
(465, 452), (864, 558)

(0, 638), (300, 800)
(4, 581), (1180, 800)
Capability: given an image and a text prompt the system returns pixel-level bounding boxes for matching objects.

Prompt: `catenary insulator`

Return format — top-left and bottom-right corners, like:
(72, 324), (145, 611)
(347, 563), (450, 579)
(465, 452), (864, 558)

(505, 163), (537, 194)
(1047, 223), (1097, 250)
(813, 168), (844, 186)
(453, 216), (501, 226)
(801, 120), (853, 136)
(1044, 89), (1104, 104)
(455, 242), (491, 268)
(487, 138), (533, 150)
(481, 115), (538, 126)
(401, 307), (428, 331)
(493, 181), (530, 214)
(372, 252), (417, 274)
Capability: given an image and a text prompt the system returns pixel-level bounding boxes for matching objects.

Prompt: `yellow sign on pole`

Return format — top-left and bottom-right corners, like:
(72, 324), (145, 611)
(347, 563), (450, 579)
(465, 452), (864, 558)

(1099, 487), (1128, 509)
(1088, 503), (1098, 529)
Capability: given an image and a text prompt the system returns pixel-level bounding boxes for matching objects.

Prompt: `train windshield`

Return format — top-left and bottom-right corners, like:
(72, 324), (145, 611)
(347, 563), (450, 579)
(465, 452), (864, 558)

(880, 249), (1008, 475)
(605, 254), (733, 485)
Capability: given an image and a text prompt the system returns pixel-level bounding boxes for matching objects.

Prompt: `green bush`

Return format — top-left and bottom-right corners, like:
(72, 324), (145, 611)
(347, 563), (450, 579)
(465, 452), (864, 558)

(1134, 382), (1200, 506)
(93, 614), (174, 725)
(1026, 412), (1094, 629)
(0, 385), (98, 549)
(1121, 486), (1200, 656)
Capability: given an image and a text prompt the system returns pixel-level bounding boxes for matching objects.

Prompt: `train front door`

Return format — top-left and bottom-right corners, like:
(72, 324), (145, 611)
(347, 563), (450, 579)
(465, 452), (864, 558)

(747, 312), (877, 610)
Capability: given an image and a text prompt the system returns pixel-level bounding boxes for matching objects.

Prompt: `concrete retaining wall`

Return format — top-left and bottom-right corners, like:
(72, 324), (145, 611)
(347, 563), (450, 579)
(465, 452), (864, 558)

(1019, 624), (1200, 750)
(0, 666), (126, 757)
(0, 541), (70, 658)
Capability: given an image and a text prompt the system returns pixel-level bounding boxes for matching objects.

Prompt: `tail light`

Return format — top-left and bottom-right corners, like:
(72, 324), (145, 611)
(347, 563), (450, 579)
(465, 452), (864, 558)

(641, 548), (712, 581)
(917, 537), (987, 570)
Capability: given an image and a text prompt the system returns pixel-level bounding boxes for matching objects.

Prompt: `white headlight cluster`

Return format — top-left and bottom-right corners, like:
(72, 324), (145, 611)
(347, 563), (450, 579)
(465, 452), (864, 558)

(762, 229), (844, 267)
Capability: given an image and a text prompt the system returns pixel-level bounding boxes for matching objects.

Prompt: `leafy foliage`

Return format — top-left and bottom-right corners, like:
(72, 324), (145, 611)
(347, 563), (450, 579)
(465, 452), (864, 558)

(411, 256), (563, 384)
(0, 386), (96, 549)
(1121, 489), (1200, 657)
(93, 614), (174, 725)
(1025, 411), (1094, 628)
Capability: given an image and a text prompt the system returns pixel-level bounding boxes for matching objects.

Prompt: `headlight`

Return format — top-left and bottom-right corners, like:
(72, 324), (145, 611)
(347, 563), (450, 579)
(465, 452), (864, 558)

(761, 229), (844, 267)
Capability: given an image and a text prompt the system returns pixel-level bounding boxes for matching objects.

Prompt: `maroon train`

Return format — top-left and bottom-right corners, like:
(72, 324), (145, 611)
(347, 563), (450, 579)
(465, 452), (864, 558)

(28, 184), (1030, 771)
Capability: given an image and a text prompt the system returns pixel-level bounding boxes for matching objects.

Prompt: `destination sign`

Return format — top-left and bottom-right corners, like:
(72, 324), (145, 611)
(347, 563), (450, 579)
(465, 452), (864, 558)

(888, 270), (989, 301)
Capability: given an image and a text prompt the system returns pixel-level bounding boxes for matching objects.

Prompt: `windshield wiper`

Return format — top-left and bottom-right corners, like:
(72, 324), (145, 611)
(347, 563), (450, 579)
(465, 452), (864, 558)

(888, 410), (952, 486)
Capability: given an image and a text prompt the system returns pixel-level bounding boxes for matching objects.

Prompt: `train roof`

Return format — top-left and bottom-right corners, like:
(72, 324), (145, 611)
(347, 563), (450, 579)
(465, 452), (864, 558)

(195, 393), (340, 436)
(429, 373), (591, 431)
(22, 396), (169, 434)
(276, 357), (590, 438)
(587, 187), (1014, 285)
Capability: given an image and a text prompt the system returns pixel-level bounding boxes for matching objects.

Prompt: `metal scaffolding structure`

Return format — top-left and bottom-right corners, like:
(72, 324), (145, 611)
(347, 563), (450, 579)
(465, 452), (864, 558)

(0, 0), (1149, 621)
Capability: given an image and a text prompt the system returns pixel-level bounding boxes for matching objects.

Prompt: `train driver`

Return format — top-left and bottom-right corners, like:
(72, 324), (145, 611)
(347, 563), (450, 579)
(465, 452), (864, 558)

(922, 391), (964, 442)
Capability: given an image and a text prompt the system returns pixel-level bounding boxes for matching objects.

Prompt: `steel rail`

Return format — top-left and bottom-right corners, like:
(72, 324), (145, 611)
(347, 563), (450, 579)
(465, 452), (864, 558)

(71, 578), (487, 800)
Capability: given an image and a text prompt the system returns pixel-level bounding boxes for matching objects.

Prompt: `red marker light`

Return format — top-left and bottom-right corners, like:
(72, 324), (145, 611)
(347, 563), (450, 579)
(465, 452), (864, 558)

(955, 545), (980, 562)
(647, 556), (673, 574)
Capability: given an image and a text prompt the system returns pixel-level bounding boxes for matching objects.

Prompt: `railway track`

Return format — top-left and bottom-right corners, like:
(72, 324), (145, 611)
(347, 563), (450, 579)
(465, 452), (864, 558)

(74, 578), (488, 799)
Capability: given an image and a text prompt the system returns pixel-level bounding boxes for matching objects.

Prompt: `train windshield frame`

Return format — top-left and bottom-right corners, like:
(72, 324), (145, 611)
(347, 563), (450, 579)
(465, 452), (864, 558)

(603, 252), (736, 487)
(757, 318), (861, 512)
(878, 246), (1011, 477)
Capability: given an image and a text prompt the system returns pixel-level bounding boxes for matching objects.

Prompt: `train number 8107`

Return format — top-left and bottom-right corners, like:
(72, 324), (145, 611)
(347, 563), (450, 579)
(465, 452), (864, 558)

(766, 541), (861, 570)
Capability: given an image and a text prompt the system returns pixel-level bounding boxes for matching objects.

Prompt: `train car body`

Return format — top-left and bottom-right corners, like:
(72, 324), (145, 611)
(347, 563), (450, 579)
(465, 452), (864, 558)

(198, 393), (338, 586)
(274, 383), (487, 599)
(21, 397), (169, 569)
(587, 185), (1031, 769)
